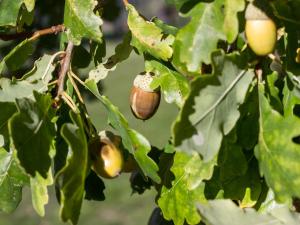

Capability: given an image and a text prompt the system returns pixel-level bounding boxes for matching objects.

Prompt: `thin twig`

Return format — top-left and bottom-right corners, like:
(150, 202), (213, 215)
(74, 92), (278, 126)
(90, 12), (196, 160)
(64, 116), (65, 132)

(69, 70), (86, 86)
(47, 80), (58, 86)
(0, 24), (65, 41)
(61, 91), (78, 112)
(69, 70), (99, 137)
(56, 41), (74, 99)
(68, 71), (84, 103)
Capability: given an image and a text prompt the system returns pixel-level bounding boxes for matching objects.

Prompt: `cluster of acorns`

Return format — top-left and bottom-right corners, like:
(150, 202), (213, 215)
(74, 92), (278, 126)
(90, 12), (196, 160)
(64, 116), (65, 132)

(90, 1), (287, 179)
(89, 71), (162, 179)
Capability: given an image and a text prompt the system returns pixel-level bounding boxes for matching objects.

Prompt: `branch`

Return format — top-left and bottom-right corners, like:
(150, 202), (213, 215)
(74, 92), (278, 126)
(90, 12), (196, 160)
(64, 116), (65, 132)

(56, 41), (74, 99)
(122, 0), (128, 6)
(30, 24), (65, 41)
(0, 24), (65, 41)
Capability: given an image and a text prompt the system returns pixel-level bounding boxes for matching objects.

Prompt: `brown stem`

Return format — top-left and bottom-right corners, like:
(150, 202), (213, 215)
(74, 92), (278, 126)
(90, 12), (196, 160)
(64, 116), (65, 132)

(0, 24), (65, 41)
(56, 41), (74, 99)
(122, 0), (128, 6)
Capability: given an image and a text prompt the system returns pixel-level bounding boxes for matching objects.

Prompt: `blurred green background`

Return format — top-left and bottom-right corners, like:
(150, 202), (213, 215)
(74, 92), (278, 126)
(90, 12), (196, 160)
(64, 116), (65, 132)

(0, 43), (178, 225)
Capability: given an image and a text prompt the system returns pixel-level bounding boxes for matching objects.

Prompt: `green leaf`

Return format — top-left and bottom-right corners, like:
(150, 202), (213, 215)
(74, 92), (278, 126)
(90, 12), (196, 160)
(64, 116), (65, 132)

(257, 189), (283, 213)
(145, 59), (190, 107)
(9, 92), (56, 178)
(158, 151), (215, 225)
(23, 0), (35, 11)
(0, 39), (34, 74)
(0, 54), (55, 102)
(0, 148), (29, 213)
(220, 143), (261, 207)
(0, 103), (16, 151)
(56, 111), (89, 225)
(88, 33), (132, 83)
(173, 51), (254, 162)
(151, 17), (178, 36)
(265, 71), (283, 114)
(84, 80), (160, 183)
(237, 87), (259, 150)
(30, 169), (53, 216)
(0, 78), (46, 102)
(22, 54), (55, 82)
(64, 0), (103, 44)
(223, 0), (245, 43)
(126, 4), (174, 61)
(205, 135), (262, 208)
(17, 3), (34, 28)
(171, 40), (199, 77)
(0, 0), (23, 27)
(174, 0), (244, 72)
(255, 82), (300, 202)
(198, 199), (300, 225)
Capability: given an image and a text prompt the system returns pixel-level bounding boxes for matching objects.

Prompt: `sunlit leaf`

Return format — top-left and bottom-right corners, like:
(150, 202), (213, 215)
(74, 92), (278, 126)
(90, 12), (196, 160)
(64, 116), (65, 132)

(30, 169), (53, 216)
(255, 82), (300, 202)
(64, 0), (103, 44)
(198, 199), (300, 225)
(126, 4), (174, 61)
(158, 151), (215, 225)
(146, 59), (190, 107)
(173, 51), (254, 162)
(88, 33), (132, 83)
(174, 0), (244, 72)
(0, 54), (55, 101)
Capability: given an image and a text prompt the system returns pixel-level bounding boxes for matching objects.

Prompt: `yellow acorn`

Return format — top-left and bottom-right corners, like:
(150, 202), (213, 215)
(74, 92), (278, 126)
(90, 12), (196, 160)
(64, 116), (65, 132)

(90, 131), (124, 179)
(245, 3), (277, 56)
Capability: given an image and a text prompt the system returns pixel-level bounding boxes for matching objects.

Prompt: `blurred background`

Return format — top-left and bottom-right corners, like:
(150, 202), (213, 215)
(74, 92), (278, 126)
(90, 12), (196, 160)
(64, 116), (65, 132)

(0, 0), (182, 224)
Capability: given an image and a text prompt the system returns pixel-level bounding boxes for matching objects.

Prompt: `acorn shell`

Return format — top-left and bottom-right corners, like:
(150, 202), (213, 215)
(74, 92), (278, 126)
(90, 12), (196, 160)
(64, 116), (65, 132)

(130, 86), (161, 120)
(245, 3), (270, 20)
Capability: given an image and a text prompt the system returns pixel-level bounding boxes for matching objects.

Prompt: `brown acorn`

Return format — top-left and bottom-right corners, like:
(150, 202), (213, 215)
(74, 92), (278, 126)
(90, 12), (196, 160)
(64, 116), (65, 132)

(129, 72), (161, 120)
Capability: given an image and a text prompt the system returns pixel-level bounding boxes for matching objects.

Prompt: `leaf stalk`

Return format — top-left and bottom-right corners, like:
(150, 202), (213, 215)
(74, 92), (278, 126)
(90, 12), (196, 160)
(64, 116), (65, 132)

(0, 24), (65, 41)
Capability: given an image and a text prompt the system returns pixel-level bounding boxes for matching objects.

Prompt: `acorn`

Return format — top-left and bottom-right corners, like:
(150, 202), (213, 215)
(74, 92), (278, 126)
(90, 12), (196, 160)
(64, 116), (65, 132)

(90, 131), (124, 179)
(129, 72), (161, 120)
(245, 2), (277, 56)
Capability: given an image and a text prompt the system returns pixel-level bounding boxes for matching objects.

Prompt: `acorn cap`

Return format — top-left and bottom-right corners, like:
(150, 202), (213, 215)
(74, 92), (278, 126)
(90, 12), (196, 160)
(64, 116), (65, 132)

(245, 3), (270, 20)
(133, 72), (156, 93)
